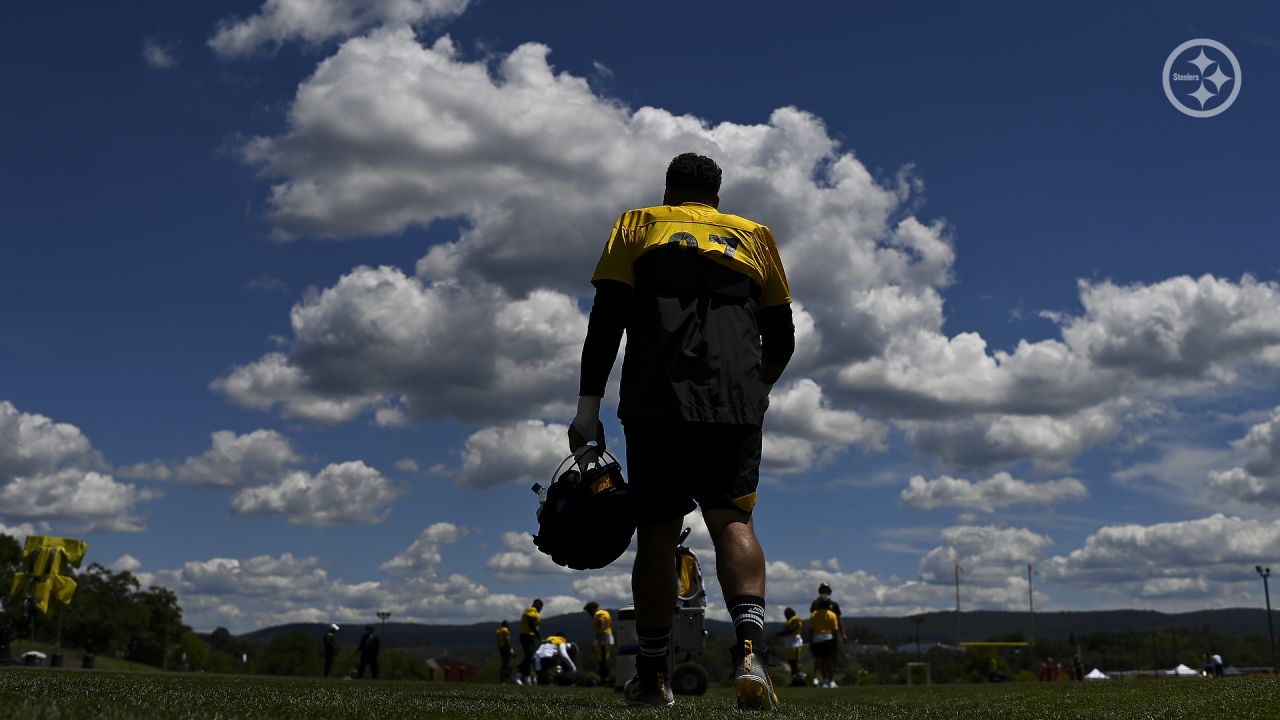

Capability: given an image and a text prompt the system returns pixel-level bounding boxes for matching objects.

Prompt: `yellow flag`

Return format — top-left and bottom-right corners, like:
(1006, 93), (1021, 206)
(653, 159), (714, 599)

(10, 536), (88, 615)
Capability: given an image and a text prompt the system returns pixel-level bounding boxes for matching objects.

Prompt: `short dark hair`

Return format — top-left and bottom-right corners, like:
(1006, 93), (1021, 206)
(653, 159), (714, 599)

(532, 598), (543, 609)
(665, 153), (721, 197)
(584, 602), (599, 613)
(817, 583), (832, 595)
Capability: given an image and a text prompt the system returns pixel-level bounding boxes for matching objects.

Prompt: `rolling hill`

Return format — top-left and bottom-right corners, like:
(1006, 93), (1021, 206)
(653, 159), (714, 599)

(235, 607), (1277, 652)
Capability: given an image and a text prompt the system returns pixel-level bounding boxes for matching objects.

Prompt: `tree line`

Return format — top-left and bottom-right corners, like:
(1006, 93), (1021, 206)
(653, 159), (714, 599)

(1, 533), (425, 678)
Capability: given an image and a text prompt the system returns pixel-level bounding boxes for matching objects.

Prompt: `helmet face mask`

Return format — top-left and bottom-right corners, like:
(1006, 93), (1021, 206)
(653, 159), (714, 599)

(532, 449), (636, 570)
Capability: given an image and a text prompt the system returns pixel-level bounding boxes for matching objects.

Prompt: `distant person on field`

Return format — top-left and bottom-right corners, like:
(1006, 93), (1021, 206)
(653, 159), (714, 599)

(776, 607), (805, 686)
(1211, 649), (1224, 678)
(496, 620), (514, 684)
(323, 623), (339, 677)
(534, 633), (578, 685)
(809, 583), (847, 642)
(356, 624), (380, 679)
(808, 598), (840, 688)
(584, 602), (614, 683)
(517, 598), (543, 685)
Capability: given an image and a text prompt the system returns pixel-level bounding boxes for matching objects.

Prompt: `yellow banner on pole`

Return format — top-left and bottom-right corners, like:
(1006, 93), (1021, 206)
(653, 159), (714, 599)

(9, 536), (88, 616)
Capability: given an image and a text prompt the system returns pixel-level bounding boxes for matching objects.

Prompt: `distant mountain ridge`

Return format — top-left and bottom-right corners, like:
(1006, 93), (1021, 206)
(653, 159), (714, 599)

(236, 607), (1276, 650)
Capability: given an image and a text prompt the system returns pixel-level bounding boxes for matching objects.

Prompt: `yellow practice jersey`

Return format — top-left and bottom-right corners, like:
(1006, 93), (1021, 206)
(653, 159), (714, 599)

(496, 626), (510, 648)
(810, 609), (839, 636)
(593, 609), (612, 635)
(591, 202), (793, 426)
(520, 606), (541, 636)
(784, 615), (802, 637)
(593, 203), (791, 309)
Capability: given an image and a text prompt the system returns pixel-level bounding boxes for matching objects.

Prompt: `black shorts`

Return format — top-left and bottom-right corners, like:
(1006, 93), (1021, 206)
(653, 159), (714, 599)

(811, 639), (837, 659)
(623, 422), (762, 524)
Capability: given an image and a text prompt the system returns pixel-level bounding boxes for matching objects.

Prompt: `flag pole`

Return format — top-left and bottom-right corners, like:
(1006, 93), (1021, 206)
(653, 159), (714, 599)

(954, 562), (962, 645)
(1028, 563), (1036, 646)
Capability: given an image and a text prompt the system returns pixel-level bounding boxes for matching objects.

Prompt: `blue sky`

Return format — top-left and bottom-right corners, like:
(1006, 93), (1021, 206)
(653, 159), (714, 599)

(3, 1), (1280, 633)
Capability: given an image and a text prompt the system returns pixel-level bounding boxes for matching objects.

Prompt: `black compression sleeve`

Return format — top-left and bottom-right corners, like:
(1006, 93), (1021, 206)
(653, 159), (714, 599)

(579, 280), (632, 396)
(758, 303), (795, 384)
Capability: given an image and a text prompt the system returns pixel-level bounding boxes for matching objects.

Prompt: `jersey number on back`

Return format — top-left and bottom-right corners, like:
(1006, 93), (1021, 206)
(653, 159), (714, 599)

(667, 231), (741, 260)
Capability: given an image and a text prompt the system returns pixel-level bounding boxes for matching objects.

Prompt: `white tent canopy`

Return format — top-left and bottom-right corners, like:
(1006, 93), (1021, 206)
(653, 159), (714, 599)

(1166, 663), (1198, 676)
(1084, 668), (1110, 680)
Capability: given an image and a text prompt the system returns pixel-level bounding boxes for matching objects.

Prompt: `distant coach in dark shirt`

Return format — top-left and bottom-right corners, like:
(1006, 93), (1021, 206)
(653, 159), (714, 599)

(810, 583), (846, 641)
(356, 625), (380, 679)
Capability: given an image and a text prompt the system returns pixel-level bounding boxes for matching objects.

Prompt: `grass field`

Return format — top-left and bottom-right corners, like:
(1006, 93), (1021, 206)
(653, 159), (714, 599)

(1, 668), (1278, 719)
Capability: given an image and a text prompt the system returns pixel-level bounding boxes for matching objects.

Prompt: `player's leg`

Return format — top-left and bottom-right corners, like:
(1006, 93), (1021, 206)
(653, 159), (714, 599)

(632, 516), (683, 660)
(699, 424), (776, 710)
(596, 642), (609, 682)
(621, 422), (693, 707)
(518, 635), (535, 684)
(704, 509), (765, 598)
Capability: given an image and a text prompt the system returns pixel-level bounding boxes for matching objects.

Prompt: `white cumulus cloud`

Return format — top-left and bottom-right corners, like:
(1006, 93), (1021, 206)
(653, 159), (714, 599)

(900, 472), (1088, 512)
(120, 429), (300, 487)
(380, 522), (468, 574)
(1043, 514), (1280, 605)
(0, 401), (157, 532)
(210, 0), (469, 57)
(1208, 408), (1280, 507)
(231, 460), (401, 526)
(456, 420), (567, 489)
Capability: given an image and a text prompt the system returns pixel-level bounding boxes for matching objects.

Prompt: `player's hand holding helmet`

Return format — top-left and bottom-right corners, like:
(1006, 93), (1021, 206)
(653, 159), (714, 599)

(568, 395), (606, 463)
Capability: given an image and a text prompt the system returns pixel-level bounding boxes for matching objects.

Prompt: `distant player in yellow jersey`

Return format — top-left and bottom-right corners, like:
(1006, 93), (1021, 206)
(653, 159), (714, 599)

(808, 598), (840, 688)
(571, 154), (795, 710)
(775, 608), (805, 686)
(516, 598), (543, 685)
(496, 620), (514, 684)
(584, 602), (614, 683)
(534, 632), (578, 685)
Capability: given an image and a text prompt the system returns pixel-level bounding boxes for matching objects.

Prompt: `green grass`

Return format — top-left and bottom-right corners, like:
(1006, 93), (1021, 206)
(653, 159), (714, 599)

(1, 669), (1278, 719)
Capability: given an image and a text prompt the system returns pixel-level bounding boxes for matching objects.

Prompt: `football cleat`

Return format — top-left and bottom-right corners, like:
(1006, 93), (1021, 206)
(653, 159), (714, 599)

(623, 670), (675, 707)
(734, 640), (779, 711)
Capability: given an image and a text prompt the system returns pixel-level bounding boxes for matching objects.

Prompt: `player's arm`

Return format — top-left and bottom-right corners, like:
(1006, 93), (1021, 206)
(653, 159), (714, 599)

(573, 281), (631, 450)
(571, 214), (635, 453)
(559, 644), (576, 673)
(758, 304), (794, 385)
(756, 225), (795, 388)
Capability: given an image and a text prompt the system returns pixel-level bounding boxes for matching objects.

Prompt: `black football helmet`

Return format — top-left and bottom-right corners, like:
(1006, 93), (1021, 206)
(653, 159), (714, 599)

(531, 445), (635, 570)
